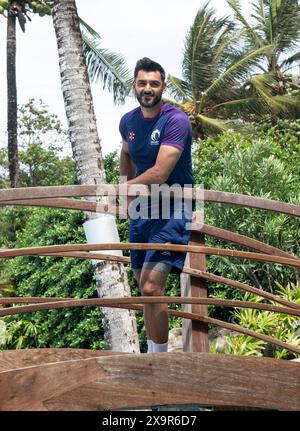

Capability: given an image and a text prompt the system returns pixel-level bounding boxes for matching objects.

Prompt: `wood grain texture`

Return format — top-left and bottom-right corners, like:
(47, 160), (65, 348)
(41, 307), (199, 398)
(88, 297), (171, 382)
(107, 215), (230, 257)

(2, 296), (299, 316)
(1, 298), (299, 355)
(194, 224), (299, 260)
(13, 250), (298, 310)
(1, 242), (300, 268)
(0, 185), (299, 216)
(0, 351), (299, 411)
(0, 348), (126, 371)
(186, 233), (209, 352)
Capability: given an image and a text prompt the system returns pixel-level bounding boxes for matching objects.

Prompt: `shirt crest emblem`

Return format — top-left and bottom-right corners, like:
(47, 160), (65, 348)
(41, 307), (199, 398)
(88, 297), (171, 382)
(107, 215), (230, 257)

(150, 129), (160, 145)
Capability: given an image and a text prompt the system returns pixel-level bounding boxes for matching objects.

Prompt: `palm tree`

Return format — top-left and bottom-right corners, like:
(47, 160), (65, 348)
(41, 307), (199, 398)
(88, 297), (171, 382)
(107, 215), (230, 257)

(51, 0), (140, 353)
(79, 17), (132, 104)
(167, 2), (300, 140)
(227, 0), (300, 115)
(3, 0), (132, 187)
(227, 0), (300, 76)
(6, 1), (23, 188)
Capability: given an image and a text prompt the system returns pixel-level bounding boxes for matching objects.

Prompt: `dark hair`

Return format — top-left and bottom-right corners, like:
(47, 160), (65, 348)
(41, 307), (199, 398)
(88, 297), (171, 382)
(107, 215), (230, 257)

(134, 57), (166, 82)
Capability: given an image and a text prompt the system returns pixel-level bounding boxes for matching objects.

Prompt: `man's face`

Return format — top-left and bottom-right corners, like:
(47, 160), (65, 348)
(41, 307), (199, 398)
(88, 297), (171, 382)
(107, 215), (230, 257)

(133, 70), (166, 108)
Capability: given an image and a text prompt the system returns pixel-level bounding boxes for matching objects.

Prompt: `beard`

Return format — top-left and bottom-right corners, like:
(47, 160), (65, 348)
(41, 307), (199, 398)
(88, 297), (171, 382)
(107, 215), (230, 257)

(136, 91), (163, 108)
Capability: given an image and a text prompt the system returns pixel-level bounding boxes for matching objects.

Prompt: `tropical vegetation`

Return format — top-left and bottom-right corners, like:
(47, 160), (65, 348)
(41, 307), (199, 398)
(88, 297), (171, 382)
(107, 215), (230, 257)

(167, 1), (300, 139)
(0, 0), (299, 357)
(1, 0), (131, 187)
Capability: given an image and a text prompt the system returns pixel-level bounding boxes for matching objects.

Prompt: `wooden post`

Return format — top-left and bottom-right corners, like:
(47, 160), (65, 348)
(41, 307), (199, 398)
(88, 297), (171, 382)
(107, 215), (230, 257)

(181, 231), (209, 352)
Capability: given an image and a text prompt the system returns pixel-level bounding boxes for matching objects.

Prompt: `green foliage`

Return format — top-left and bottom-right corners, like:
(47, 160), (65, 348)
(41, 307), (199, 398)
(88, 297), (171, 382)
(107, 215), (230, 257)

(0, 100), (105, 350)
(0, 1), (51, 32)
(195, 133), (300, 297)
(251, 118), (300, 179)
(192, 132), (252, 188)
(192, 130), (300, 324)
(214, 283), (300, 359)
(227, 0), (300, 73)
(166, 1), (300, 140)
(0, 208), (105, 350)
(0, 99), (76, 187)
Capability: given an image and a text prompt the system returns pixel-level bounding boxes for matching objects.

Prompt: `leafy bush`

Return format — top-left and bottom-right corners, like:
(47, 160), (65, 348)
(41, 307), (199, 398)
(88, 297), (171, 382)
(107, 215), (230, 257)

(211, 282), (300, 359)
(193, 134), (300, 319)
(0, 208), (106, 350)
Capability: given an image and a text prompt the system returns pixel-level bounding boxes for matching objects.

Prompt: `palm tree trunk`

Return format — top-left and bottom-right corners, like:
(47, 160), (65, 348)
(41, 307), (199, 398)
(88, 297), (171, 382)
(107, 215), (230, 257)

(51, 0), (139, 352)
(7, 8), (20, 188)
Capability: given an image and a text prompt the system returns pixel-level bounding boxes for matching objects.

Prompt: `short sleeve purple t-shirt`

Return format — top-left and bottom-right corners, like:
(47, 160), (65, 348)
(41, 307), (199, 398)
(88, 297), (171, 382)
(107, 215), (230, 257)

(119, 103), (194, 186)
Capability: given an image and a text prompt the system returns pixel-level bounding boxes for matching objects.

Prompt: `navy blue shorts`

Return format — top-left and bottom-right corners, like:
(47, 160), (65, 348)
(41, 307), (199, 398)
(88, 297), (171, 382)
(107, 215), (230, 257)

(129, 199), (192, 274)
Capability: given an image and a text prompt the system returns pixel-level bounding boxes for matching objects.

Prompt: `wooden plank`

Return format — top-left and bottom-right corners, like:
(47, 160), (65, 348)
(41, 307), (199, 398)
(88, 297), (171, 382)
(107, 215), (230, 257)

(41, 353), (300, 411)
(4, 248), (296, 309)
(203, 190), (300, 217)
(2, 199), (127, 217)
(0, 352), (299, 411)
(0, 243), (300, 268)
(182, 233), (208, 352)
(0, 348), (126, 372)
(194, 224), (299, 260)
(0, 185), (299, 216)
(1, 296), (299, 317)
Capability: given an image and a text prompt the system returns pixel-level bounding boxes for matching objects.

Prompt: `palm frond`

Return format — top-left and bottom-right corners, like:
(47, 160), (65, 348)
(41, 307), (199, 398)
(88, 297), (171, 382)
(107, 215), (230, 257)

(250, 0), (266, 29)
(79, 17), (102, 40)
(249, 0), (300, 50)
(270, 0), (300, 51)
(162, 97), (187, 111)
(196, 113), (248, 136)
(183, 3), (234, 92)
(203, 44), (274, 107)
(80, 23), (132, 104)
(280, 51), (300, 69)
(249, 73), (299, 114)
(211, 28), (245, 70)
(227, 0), (265, 47)
(167, 75), (192, 102)
(270, 94), (300, 116)
(212, 96), (271, 117)
(196, 113), (229, 135)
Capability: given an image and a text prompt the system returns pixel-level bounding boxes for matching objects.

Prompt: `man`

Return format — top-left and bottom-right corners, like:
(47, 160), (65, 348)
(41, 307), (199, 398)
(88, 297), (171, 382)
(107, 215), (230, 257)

(119, 57), (194, 353)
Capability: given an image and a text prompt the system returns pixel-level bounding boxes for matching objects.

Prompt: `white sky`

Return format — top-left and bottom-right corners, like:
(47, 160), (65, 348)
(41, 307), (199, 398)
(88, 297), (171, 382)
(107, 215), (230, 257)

(0, 0), (252, 156)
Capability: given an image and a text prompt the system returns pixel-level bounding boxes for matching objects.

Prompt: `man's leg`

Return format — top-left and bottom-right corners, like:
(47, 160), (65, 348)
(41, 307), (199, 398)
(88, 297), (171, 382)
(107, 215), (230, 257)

(139, 264), (171, 348)
(133, 268), (156, 352)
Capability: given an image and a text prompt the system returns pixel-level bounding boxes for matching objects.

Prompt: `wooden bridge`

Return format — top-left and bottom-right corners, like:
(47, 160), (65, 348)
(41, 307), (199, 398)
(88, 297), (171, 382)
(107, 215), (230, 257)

(0, 185), (299, 410)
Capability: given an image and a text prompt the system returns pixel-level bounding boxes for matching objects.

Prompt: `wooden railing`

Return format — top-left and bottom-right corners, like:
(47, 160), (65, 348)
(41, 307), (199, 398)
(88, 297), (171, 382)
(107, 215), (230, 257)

(0, 185), (299, 410)
(0, 184), (299, 355)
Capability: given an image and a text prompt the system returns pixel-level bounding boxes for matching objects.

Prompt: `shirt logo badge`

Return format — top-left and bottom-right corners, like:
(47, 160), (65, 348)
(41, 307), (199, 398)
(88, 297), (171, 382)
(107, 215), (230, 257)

(129, 131), (135, 141)
(150, 129), (160, 145)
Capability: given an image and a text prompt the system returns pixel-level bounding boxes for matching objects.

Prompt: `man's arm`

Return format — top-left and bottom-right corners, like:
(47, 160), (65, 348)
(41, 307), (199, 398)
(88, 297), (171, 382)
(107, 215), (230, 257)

(127, 145), (181, 186)
(120, 140), (136, 182)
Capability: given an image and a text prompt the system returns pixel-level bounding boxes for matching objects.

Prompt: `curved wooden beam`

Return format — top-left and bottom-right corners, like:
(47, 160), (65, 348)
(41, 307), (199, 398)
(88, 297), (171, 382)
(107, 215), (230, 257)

(203, 190), (300, 217)
(0, 351), (299, 410)
(1, 297), (299, 355)
(169, 307), (300, 356)
(0, 185), (299, 217)
(1, 295), (300, 318)
(184, 267), (300, 310)
(0, 185), (97, 201)
(3, 198), (98, 213)
(0, 243), (300, 268)
(2, 199), (127, 217)
(195, 224), (299, 260)
(40, 251), (300, 310)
